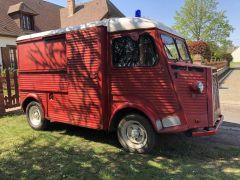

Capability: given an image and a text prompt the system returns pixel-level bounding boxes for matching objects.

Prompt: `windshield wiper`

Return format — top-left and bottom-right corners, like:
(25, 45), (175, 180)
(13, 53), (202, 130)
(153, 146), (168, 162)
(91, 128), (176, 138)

(164, 44), (177, 60)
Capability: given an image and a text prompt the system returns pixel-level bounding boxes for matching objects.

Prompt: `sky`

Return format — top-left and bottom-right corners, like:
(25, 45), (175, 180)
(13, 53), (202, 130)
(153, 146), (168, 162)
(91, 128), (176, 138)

(47, 0), (240, 46)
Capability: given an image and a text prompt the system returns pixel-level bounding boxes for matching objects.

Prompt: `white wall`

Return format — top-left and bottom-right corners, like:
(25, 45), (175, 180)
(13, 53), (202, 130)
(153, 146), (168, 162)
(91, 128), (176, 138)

(0, 36), (17, 67)
(232, 48), (240, 63)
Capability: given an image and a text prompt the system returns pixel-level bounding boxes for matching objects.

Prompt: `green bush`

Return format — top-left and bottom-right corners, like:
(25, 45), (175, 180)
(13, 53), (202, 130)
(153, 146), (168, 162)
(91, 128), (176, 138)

(187, 41), (211, 60)
(222, 53), (233, 66)
(222, 53), (233, 62)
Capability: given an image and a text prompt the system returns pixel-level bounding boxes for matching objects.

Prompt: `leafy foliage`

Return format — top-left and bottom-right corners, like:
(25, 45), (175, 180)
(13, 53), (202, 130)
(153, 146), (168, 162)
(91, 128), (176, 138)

(222, 53), (233, 61)
(187, 41), (211, 60)
(173, 0), (234, 47)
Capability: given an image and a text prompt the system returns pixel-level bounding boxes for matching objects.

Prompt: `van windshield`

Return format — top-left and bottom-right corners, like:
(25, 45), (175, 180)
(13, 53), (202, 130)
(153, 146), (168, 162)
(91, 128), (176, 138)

(176, 39), (190, 61)
(161, 34), (179, 60)
(161, 34), (190, 61)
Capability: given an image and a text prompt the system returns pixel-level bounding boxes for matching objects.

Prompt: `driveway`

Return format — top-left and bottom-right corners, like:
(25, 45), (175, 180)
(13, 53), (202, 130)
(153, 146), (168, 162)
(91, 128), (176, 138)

(195, 67), (240, 148)
(220, 67), (240, 126)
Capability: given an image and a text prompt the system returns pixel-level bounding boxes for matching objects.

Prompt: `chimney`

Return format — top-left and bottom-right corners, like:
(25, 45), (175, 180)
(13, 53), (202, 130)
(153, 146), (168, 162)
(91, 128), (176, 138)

(67, 0), (75, 16)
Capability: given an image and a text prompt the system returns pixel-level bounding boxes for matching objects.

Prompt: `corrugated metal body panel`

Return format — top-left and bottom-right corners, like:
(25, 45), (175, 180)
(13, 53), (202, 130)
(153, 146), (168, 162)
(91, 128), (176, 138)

(18, 73), (68, 92)
(17, 35), (66, 71)
(63, 27), (106, 129)
(18, 35), (68, 118)
(111, 68), (179, 115)
(172, 69), (208, 128)
(66, 27), (105, 128)
(18, 27), (106, 129)
(47, 94), (70, 123)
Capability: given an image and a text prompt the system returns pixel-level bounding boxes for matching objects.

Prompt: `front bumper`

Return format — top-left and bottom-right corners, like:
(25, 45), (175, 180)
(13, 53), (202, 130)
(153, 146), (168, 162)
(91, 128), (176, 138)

(191, 115), (224, 137)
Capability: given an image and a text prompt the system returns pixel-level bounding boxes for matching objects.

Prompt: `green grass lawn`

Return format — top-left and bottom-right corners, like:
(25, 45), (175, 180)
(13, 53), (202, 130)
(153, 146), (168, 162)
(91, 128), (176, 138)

(0, 114), (239, 179)
(230, 62), (240, 68)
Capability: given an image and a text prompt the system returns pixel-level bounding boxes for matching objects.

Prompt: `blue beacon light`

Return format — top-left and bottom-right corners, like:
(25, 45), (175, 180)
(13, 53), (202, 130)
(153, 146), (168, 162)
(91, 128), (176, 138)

(135, 10), (141, 17)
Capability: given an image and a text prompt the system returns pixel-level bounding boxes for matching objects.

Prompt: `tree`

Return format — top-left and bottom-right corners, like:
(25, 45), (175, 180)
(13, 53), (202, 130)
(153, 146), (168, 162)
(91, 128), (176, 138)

(173, 0), (234, 47)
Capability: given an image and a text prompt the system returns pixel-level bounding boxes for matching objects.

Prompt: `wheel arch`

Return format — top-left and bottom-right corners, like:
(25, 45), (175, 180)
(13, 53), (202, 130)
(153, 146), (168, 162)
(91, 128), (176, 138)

(22, 94), (42, 113)
(108, 104), (159, 132)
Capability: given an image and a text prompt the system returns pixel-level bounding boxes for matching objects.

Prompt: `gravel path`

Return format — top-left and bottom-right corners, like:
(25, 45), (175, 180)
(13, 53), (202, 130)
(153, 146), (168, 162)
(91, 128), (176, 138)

(203, 67), (240, 147)
(220, 68), (240, 126)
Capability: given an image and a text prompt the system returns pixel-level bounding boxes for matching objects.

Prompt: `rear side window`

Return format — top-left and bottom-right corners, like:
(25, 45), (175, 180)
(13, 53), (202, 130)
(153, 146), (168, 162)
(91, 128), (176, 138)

(112, 33), (157, 67)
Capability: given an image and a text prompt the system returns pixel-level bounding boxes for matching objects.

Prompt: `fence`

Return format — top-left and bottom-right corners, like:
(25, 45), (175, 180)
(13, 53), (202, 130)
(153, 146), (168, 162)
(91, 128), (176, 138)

(0, 47), (19, 115)
(204, 60), (228, 70)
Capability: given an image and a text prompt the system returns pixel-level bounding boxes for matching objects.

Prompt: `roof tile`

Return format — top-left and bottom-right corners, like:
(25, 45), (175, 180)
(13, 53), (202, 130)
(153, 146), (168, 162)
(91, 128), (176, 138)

(60, 0), (124, 28)
(0, 0), (62, 37)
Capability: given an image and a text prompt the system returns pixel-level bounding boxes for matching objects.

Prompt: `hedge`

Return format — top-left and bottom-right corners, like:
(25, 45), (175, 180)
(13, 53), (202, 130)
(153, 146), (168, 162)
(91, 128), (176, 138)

(187, 41), (211, 60)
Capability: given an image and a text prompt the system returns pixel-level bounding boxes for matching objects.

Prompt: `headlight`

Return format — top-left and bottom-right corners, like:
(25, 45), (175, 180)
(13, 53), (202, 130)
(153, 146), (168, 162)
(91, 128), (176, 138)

(190, 81), (204, 94)
(197, 81), (204, 93)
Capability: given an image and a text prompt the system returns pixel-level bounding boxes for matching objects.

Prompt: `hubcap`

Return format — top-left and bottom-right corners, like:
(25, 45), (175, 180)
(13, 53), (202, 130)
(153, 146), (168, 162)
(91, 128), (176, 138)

(29, 106), (41, 126)
(120, 120), (147, 149)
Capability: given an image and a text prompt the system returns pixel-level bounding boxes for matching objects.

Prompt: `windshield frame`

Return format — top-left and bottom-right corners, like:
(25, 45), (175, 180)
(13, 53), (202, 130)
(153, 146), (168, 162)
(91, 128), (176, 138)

(160, 34), (179, 61)
(175, 38), (191, 62)
(159, 32), (192, 63)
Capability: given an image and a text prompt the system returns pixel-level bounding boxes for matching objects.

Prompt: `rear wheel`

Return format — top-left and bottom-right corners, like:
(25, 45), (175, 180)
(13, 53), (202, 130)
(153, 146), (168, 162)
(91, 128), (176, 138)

(117, 114), (156, 153)
(26, 101), (49, 130)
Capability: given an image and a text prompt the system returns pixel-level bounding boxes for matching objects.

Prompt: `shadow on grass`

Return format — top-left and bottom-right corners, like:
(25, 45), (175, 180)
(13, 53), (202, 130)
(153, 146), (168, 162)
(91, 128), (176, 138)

(48, 122), (120, 147)
(0, 121), (239, 179)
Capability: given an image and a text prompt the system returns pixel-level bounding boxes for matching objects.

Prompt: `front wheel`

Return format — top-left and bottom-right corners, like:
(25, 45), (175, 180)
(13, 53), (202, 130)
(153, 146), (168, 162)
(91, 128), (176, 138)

(26, 101), (49, 130)
(117, 114), (156, 153)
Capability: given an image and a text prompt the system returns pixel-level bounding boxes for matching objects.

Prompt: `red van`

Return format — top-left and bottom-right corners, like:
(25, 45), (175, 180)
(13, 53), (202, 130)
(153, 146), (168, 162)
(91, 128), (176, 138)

(17, 17), (223, 153)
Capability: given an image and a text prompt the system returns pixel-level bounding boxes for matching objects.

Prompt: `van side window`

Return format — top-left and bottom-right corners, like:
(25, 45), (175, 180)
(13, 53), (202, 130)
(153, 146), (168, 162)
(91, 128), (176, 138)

(112, 37), (139, 67)
(112, 34), (157, 67)
(139, 34), (157, 66)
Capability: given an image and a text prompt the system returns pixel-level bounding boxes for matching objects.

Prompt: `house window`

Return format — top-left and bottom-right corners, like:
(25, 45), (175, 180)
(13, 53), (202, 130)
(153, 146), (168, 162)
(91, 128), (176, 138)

(112, 33), (158, 67)
(22, 14), (34, 30)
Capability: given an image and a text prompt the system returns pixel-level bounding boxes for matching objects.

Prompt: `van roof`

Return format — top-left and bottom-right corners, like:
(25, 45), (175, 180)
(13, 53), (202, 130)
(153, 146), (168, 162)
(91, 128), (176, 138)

(17, 17), (182, 41)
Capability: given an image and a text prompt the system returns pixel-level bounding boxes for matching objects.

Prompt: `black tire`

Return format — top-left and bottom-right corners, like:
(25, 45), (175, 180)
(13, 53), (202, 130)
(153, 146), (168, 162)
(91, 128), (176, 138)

(26, 101), (49, 130)
(117, 114), (156, 153)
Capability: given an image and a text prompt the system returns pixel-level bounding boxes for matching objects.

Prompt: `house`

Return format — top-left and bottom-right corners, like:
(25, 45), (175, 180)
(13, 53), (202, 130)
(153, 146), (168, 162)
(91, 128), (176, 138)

(0, 0), (124, 68)
(0, 0), (62, 68)
(231, 47), (240, 62)
(61, 0), (124, 27)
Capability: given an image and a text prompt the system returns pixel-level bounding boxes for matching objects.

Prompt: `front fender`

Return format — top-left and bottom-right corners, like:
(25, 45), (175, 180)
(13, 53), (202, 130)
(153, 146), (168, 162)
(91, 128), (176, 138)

(110, 100), (160, 132)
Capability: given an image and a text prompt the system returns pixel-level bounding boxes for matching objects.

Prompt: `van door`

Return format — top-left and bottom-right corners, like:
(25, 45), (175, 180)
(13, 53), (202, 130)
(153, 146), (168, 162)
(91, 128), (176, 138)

(160, 34), (209, 128)
(109, 31), (180, 124)
(66, 27), (107, 129)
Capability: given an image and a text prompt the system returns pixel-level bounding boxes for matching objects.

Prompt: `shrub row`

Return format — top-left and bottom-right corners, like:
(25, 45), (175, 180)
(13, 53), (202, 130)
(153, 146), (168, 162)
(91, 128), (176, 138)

(187, 40), (233, 67)
(187, 41), (211, 60)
